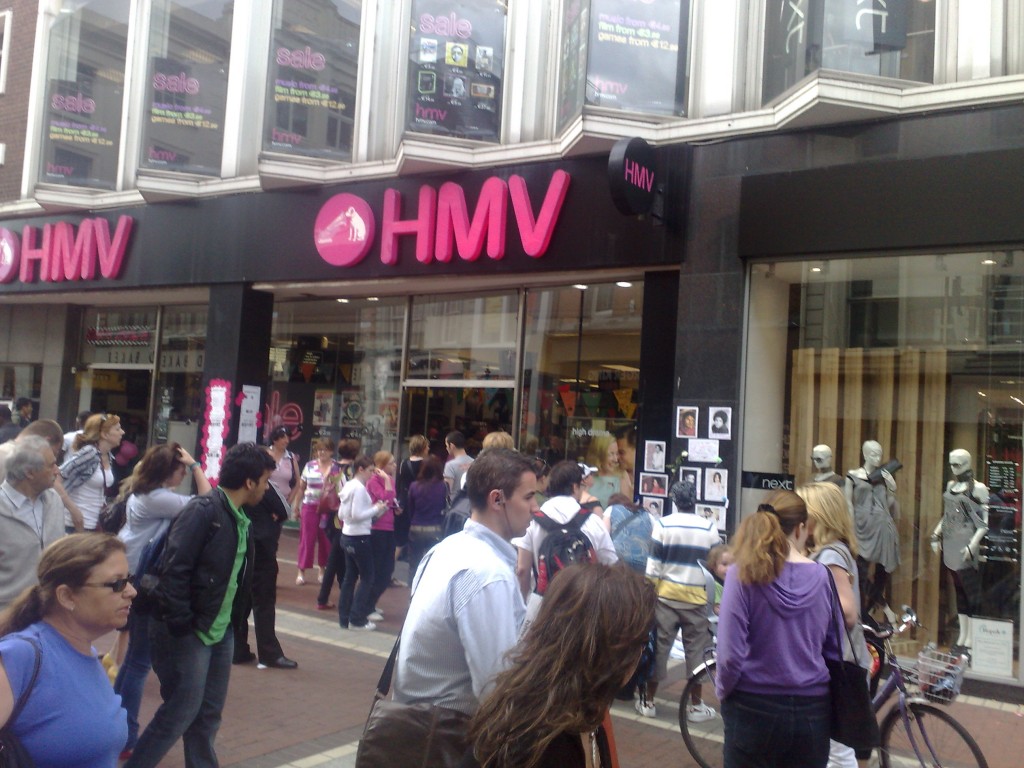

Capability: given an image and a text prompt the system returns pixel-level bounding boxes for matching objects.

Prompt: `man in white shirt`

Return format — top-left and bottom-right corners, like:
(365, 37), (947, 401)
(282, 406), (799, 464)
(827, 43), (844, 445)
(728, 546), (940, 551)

(443, 431), (473, 496)
(393, 448), (538, 715)
(0, 436), (64, 609)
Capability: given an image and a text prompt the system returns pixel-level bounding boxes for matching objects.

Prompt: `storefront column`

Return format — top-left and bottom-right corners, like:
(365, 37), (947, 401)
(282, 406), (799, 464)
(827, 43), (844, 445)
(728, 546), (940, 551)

(201, 284), (274, 448)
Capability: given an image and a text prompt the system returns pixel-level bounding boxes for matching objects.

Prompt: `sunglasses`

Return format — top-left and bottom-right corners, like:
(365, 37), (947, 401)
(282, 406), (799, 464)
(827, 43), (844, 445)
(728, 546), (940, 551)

(83, 575), (133, 593)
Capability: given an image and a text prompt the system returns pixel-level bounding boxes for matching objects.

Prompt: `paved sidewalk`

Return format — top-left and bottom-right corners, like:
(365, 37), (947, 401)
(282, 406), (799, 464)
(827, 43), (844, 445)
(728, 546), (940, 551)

(124, 530), (1022, 767)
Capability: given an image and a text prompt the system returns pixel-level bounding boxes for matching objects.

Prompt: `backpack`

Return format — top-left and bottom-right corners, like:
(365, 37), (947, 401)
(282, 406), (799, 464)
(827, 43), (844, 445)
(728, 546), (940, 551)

(131, 524), (171, 615)
(533, 510), (596, 595)
(96, 496), (129, 534)
(441, 487), (471, 539)
(608, 504), (653, 573)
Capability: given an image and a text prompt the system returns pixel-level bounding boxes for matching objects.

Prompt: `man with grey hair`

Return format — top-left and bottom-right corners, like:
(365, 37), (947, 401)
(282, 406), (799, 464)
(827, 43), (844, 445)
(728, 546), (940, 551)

(0, 435), (65, 609)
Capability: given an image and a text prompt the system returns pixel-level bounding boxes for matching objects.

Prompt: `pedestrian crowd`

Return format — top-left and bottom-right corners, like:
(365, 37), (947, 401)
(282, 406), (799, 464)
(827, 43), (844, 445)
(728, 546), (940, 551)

(0, 411), (870, 768)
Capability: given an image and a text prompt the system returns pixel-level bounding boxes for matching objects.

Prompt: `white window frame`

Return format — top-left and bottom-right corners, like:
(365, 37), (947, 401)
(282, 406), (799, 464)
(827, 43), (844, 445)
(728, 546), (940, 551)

(0, 9), (12, 95)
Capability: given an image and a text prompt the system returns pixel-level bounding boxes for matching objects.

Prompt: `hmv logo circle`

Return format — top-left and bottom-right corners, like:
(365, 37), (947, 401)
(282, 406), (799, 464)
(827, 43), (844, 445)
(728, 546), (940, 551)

(313, 194), (375, 267)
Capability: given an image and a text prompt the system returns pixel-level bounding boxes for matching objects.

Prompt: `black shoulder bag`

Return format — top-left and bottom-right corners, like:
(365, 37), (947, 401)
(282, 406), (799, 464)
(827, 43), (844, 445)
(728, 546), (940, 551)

(0, 636), (42, 768)
(824, 569), (880, 752)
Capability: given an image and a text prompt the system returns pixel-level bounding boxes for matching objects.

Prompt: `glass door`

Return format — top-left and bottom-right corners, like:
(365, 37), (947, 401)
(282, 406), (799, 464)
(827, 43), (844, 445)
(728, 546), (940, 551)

(401, 383), (515, 459)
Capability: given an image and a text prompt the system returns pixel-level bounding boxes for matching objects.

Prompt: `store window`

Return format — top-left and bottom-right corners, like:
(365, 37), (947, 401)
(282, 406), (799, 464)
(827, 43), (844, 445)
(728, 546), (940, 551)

(0, 10), (11, 95)
(38, 0), (129, 188)
(762, 0), (935, 105)
(0, 364), (42, 417)
(139, 0), (233, 175)
(406, 0), (507, 141)
(268, 297), (407, 465)
(744, 253), (1023, 680)
(154, 306), (207, 451)
(555, 0), (588, 134)
(264, 0), (361, 160)
(519, 282), (643, 503)
(584, 0), (691, 116)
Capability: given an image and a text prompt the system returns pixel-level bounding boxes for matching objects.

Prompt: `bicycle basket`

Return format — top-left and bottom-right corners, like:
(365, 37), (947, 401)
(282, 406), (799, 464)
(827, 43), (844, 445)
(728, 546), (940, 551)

(916, 647), (965, 704)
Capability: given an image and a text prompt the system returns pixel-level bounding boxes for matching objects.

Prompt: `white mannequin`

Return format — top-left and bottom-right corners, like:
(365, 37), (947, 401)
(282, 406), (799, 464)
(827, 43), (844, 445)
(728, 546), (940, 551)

(811, 444), (844, 487)
(931, 449), (989, 650)
(845, 440), (901, 623)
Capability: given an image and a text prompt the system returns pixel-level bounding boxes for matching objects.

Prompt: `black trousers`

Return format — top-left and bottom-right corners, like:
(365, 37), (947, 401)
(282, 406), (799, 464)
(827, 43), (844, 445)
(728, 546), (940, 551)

(232, 536), (284, 664)
(317, 525), (346, 606)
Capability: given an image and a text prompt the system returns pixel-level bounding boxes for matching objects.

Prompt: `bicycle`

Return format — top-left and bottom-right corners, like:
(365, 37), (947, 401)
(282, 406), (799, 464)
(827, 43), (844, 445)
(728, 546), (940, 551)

(678, 604), (988, 768)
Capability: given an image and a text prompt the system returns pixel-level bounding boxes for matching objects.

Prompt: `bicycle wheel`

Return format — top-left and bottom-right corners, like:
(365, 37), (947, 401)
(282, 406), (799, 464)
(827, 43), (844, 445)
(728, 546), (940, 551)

(679, 661), (724, 768)
(880, 700), (988, 768)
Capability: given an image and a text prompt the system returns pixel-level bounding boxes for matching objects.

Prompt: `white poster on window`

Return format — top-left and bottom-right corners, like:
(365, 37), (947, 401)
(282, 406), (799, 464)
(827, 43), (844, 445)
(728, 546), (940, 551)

(238, 385), (261, 445)
(970, 618), (1014, 678)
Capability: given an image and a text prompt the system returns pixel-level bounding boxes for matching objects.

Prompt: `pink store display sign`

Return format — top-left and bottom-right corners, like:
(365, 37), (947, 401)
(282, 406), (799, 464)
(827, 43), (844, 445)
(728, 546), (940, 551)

(201, 378), (233, 484)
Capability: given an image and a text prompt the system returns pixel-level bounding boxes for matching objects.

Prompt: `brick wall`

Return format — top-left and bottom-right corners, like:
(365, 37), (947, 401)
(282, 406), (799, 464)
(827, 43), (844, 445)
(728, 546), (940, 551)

(0, 0), (37, 203)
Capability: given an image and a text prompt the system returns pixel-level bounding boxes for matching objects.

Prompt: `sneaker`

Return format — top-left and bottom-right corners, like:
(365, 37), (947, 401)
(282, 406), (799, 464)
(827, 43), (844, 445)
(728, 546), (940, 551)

(316, 602), (335, 611)
(634, 698), (656, 718)
(686, 701), (716, 723)
(368, 611), (384, 622)
(350, 621), (377, 632)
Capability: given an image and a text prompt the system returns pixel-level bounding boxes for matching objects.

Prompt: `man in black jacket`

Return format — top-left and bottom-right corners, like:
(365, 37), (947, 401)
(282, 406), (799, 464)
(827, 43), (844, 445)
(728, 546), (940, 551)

(126, 443), (275, 768)
(231, 446), (296, 669)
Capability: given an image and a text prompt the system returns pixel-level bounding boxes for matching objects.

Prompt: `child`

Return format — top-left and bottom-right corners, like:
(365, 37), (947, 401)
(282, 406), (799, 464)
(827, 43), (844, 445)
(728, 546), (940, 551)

(706, 543), (733, 614)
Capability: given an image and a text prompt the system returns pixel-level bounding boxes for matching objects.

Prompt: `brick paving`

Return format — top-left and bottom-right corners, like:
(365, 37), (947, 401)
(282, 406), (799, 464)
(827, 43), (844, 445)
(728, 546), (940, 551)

(120, 529), (1022, 767)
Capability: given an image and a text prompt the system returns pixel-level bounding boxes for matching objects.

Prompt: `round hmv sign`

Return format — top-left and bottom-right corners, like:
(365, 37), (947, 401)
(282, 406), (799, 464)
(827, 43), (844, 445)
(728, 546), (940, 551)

(608, 137), (656, 216)
(313, 193), (376, 267)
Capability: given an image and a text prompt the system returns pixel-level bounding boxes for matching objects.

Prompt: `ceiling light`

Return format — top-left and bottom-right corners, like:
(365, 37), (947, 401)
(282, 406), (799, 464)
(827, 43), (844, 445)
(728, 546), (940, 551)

(573, 284), (588, 290)
(336, 298), (349, 303)
(982, 258), (996, 265)
(367, 296), (379, 301)
(977, 391), (987, 397)
(811, 266), (822, 273)
(616, 281), (632, 288)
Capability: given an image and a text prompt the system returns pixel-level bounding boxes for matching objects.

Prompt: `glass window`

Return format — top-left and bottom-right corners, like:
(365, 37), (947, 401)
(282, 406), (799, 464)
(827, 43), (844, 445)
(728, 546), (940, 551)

(0, 364), (42, 416)
(585, 0), (691, 116)
(555, 0), (589, 134)
(406, 0), (507, 141)
(0, 10), (11, 95)
(519, 282), (643, 503)
(762, 0), (935, 105)
(139, 0), (233, 175)
(154, 306), (207, 447)
(39, 1), (129, 188)
(264, 0), (361, 160)
(268, 297), (407, 463)
(744, 253), (1023, 678)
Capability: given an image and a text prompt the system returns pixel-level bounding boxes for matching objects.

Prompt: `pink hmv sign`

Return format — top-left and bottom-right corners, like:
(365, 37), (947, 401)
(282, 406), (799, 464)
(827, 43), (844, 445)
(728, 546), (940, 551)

(313, 170), (571, 268)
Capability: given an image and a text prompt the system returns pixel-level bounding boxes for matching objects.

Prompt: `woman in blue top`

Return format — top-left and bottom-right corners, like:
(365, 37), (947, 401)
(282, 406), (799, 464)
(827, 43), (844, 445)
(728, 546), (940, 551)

(0, 533), (135, 767)
(716, 490), (841, 768)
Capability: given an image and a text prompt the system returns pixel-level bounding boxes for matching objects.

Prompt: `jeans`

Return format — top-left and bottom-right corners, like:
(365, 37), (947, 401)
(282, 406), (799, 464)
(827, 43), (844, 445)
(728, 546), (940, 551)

(317, 526), (345, 606)
(369, 528), (395, 607)
(339, 534), (374, 627)
(722, 690), (830, 768)
(123, 621), (234, 768)
(114, 609), (152, 750)
(407, 526), (442, 587)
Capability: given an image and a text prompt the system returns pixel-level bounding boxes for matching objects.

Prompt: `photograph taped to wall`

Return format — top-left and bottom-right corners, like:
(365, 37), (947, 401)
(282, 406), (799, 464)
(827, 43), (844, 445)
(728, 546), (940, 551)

(679, 466), (702, 495)
(643, 497), (663, 517)
(709, 406), (732, 440)
(639, 472), (668, 497)
(696, 504), (727, 531)
(644, 440), (666, 472)
(705, 468), (728, 502)
(676, 405), (698, 437)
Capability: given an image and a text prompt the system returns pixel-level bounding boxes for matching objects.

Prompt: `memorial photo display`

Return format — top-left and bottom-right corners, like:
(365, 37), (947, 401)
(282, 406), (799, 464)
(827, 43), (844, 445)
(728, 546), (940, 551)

(407, 0), (506, 141)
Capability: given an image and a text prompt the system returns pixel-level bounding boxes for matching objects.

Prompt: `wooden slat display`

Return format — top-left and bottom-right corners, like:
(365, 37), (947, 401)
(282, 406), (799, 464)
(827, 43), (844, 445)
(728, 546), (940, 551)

(873, 349), (895, 461)
(918, 350), (948, 636)
(819, 348), (840, 465)
(841, 349), (864, 478)
(892, 349), (921, 613)
(791, 348), (817, 484)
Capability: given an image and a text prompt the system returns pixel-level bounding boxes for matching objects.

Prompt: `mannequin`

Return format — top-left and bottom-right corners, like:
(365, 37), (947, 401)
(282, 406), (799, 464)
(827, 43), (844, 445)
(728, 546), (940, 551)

(931, 449), (989, 655)
(811, 444), (844, 487)
(845, 440), (901, 622)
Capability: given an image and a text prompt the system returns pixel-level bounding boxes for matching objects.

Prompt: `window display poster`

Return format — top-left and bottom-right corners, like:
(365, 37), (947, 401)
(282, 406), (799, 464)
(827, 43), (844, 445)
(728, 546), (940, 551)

(555, 0), (589, 134)
(238, 385), (261, 444)
(971, 618), (1014, 678)
(265, 1), (359, 159)
(142, 56), (228, 175)
(586, 0), (689, 116)
(408, 0), (506, 140)
(313, 389), (335, 427)
(42, 78), (122, 188)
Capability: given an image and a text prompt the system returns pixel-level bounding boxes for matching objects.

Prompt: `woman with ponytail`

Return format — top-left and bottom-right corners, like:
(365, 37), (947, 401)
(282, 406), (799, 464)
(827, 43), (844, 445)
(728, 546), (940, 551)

(715, 491), (841, 768)
(0, 534), (135, 767)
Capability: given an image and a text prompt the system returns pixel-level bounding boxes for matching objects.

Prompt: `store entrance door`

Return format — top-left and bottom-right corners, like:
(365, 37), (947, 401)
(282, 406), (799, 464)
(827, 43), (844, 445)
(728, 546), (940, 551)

(401, 383), (515, 458)
(82, 365), (154, 461)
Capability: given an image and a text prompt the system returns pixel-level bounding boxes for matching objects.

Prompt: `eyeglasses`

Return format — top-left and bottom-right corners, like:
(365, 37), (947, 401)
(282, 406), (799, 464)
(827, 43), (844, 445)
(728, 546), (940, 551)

(83, 575), (133, 593)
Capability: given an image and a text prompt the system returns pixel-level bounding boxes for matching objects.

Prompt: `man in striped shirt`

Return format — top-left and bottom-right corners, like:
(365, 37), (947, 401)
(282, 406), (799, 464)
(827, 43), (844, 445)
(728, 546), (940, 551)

(643, 480), (720, 721)
(393, 448), (538, 715)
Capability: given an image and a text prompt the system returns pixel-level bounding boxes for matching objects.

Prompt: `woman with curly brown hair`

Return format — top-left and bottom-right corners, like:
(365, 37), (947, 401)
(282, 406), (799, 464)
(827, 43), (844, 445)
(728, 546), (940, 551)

(462, 563), (656, 768)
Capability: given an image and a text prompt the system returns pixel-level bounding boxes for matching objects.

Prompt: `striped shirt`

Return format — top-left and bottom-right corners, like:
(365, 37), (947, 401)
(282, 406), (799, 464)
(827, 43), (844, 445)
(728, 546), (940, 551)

(645, 512), (719, 605)
(393, 519), (525, 715)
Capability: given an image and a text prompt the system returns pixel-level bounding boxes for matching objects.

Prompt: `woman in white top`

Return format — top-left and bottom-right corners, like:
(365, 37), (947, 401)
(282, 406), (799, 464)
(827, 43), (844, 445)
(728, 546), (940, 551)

(60, 413), (125, 532)
(337, 455), (387, 631)
(114, 442), (210, 757)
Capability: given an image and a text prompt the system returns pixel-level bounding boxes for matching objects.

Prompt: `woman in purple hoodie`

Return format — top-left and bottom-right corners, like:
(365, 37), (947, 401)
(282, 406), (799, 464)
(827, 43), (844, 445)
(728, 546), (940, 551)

(715, 490), (841, 768)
